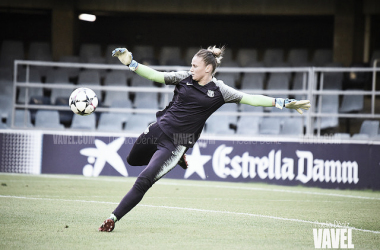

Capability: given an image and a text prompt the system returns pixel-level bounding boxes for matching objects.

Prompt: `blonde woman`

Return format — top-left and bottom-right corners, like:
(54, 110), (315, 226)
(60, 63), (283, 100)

(99, 46), (310, 232)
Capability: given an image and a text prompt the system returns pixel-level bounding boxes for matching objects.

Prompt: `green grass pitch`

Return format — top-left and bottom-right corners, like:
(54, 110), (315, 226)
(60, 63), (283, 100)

(0, 173), (379, 249)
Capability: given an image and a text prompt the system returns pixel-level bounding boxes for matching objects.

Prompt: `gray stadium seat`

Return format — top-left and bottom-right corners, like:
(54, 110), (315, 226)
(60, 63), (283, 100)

(314, 95), (339, 129)
(0, 68), (13, 96)
(267, 74), (290, 90)
(220, 61), (240, 82)
(35, 110), (64, 129)
(17, 69), (43, 104)
(236, 49), (258, 67)
(134, 92), (159, 109)
(216, 103), (239, 124)
(280, 117), (303, 135)
(351, 134), (369, 140)
(0, 40), (24, 68)
(104, 71), (127, 86)
(159, 46), (181, 65)
(339, 90), (364, 113)
(259, 117), (281, 135)
(287, 49), (308, 67)
(185, 47), (199, 65)
(322, 63), (343, 90)
(263, 49), (284, 67)
(124, 113), (156, 132)
(216, 73), (236, 88)
(133, 45), (155, 62)
(311, 49), (332, 66)
(0, 95), (12, 121)
(97, 113), (126, 131)
(205, 115), (234, 135)
(333, 133), (350, 139)
(352, 120), (380, 138)
(78, 71), (100, 85)
(130, 74), (154, 87)
(87, 56), (107, 78)
(370, 50), (380, 67)
(14, 110), (34, 128)
(103, 91), (130, 107)
(50, 83), (75, 104)
(292, 73), (308, 100)
(46, 68), (70, 84)
(59, 56), (80, 78)
(236, 116), (261, 135)
(241, 73), (264, 90)
(71, 113), (96, 130)
(79, 43), (102, 63)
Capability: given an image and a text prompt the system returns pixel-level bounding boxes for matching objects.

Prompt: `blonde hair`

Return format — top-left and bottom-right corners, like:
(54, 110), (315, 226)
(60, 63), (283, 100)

(195, 45), (225, 75)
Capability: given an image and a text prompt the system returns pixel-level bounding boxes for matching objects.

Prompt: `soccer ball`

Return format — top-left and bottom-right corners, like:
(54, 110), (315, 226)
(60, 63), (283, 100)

(69, 88), (98, 116)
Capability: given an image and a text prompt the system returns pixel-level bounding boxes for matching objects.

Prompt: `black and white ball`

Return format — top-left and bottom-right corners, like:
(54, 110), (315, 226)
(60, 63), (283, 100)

(69, 88), (98, 116)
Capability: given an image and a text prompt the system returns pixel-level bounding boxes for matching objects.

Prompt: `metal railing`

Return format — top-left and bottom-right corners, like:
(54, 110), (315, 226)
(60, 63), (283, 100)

(11, 60), (380, 136)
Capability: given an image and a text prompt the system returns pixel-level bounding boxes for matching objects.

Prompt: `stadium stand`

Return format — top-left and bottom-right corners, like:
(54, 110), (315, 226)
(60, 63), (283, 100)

(0, 40), (24, 69)
(311, 49), (332, 66)
(205, 115), (234, 135)
(97, 112), (126, 131)
(159, 46), (182, 65)
(314, 95), (339, 130)
(17, 69), (43, 104)
(263, 49), (284, 67)
(35, 110), (64, 129)
(339, 90), (364, 113)
(78, 71), (101, 86)
(70, 112), (96, 130)
(236, 116), (260, 135)
(124, 113), (156, 132)
(79, 43), (102, 63)
(132, 45), (155, 63)
(280, 117), (303, 135)
(14, 109), (34, 128)
(58, 56), (80, 79)
(259, 117), (281, 135)
(133, 92), (159, 109)
(352, 120), (380, 139)
(240, 73), (264, 90)
(287, 49), (309, 67)
(236, 49), (258, 67)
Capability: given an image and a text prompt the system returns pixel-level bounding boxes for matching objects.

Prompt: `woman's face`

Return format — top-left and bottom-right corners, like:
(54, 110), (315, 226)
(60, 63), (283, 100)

(190, 56), (212, 82)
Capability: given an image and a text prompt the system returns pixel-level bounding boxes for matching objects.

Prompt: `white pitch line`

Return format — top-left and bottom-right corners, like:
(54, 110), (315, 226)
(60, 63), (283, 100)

(0, 194), (379, 235)
(2, 173), (380, 201)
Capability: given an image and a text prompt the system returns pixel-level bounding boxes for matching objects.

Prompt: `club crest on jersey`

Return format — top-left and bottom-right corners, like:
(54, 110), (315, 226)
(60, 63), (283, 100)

(207, 90), (214, 97)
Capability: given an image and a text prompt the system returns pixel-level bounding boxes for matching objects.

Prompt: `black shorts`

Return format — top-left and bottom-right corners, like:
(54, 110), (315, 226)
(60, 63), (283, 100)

(127, 122), (187, 182)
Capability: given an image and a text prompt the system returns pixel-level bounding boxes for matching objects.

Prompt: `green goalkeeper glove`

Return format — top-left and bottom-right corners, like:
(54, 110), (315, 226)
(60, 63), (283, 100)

(112, 48), (138, 71)
(275, 98), (311, 114)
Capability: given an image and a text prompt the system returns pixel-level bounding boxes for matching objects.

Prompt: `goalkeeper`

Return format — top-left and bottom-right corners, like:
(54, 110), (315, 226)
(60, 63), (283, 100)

(99, 46), (310, 232)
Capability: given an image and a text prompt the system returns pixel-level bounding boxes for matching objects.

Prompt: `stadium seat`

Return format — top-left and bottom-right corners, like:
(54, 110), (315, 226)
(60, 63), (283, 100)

(97, 113), (126, 131)
(259, 117), (281, 135)
(28, 96), (51, 123)
(14, 110), (34, 128)
(130, 74), (154, 87)
(103, 91), (130, 107)
(54, 97), (74, 125)
(185, 47), (199, 65)
(240, 73), (264, 90)
(87, 56), (107, 78)
(292, 73), (308, 100)
(70, 113), (96, 130)
(216, 73), (236, 88)
(104, 71), (127, 86)
(50, 83), (75, 104)
(0, 40), (24, 68)
(370, 50), (380, 67)
(35, 110), (64, 129)
(236, 116), (260, 135)
(287, 49), (308, 67)
(314, 95), (339, 130)
(132, 45), (155, 62)
(17, 69), (43, 104)
(216, 103), (239, 124)
(0, 68), (13, 96)
(339, 91), (364, 113)
(205, 115), (234, 135)
(322, 63), (343, 90)
(222, 48), (234, 63)
(236, 49), (258, 67)
(59, 56), (80, 78)
(351, 134), (369, 140)
(79, 43), (102, 63)
(352, 120), (380, 138)
(263, 49), (284, 67)
(311, 49), (332, 66)
(159, 46), (182, 65)
(160, 90), (174, 109)
(220, 61), (240, 83)
(46, 68), (70, 84)
(0, 95), (13, 121)
(280, 117), (303, 135)
(267, 74), (290, 90)
(28, 42), (53, 77)
(78, 71), (100, 86)
(134, 92), (159, 109)
(124, 113), (156, 132)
